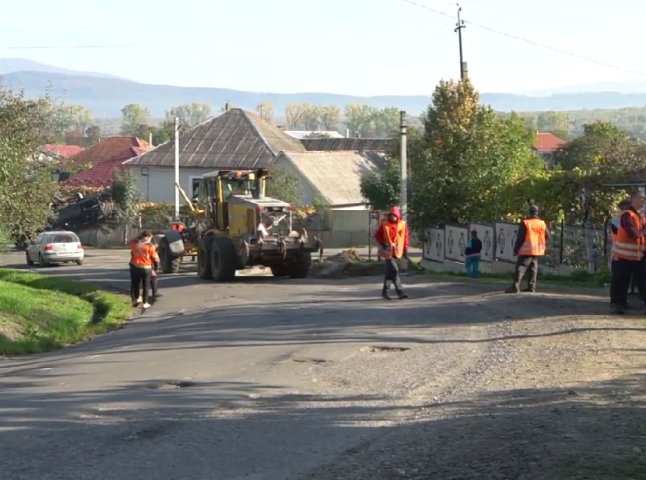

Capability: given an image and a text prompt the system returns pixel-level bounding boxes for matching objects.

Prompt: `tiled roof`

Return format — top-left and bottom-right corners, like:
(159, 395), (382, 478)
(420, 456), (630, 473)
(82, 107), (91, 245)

(43, 144), (85, 158)
(64, 137), (151, 188)
(275, 151), (383, 206)
(533, 132), (566, 153)
(126, 108), (305, 168)
(67, 136), (151, 167)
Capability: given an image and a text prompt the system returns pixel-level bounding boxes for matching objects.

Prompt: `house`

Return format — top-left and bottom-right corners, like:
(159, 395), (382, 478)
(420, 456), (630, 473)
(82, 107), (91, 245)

(42, 144), (85, 159)
(300, 138), (392, 152)
(273, 150), (386, 246)
(283, 130), (344, 140)
(533, 132), (566, 166)
(63, 136), (151, 190)
(125, 108), (305, 202)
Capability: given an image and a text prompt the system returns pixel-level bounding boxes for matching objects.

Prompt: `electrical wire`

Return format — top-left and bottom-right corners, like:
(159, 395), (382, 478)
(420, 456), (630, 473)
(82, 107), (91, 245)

(0, 43), (145, 50)
(400, 0), (646, 78)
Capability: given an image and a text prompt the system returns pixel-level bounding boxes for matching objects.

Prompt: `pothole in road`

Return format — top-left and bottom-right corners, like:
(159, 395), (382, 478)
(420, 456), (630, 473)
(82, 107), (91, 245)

(147, 380), (198, 390)
(361, 345), (410, 353)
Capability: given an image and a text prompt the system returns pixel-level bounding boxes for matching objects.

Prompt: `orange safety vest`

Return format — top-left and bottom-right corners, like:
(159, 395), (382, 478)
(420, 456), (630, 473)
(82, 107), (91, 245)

(380, 220), (407, 259)
(130, 240), (160, 269)
(518, 218), (547, 256)
(613, 210), (644, 262)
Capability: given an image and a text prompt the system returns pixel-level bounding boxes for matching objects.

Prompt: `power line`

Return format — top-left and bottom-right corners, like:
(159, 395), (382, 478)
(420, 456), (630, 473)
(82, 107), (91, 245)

(400, 0), (646, 78)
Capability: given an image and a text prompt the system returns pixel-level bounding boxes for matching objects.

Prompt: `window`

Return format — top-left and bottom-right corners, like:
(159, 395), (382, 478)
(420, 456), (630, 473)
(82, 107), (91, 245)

(52, 233), (79, 243)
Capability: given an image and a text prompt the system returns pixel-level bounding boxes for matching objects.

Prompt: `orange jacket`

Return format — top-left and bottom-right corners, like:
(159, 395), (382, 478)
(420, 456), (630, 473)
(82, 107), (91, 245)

(130, 240), (160, 269)
(518, 218), (547, 256)
(613, 210), (644, 261)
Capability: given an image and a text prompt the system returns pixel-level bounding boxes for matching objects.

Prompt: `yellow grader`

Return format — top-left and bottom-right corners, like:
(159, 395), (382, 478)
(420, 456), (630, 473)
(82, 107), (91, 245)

(155, 169), (320, 281)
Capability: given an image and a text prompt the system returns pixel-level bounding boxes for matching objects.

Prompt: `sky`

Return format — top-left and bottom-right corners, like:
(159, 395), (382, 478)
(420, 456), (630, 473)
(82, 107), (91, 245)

(1, 0), (646, 96)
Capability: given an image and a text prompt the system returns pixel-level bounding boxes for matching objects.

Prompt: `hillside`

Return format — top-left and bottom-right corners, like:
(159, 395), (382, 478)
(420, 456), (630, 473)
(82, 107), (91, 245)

(3, 69), (646, 118)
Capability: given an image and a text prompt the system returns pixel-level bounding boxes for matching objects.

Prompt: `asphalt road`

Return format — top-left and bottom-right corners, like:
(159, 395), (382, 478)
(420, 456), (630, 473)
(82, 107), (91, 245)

(0, 248), (617, 479)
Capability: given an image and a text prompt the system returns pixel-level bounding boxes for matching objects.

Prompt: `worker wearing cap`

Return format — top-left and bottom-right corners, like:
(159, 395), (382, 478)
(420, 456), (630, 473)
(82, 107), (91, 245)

(375, 206), (409, 300)
(505, 204), (549, 293)
(609, 189), (646, 314)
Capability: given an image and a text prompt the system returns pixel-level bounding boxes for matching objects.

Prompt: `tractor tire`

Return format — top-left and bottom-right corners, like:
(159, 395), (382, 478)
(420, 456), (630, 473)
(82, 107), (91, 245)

(197, 237), (214, 279)
(210, 236), (237, 282)
(159, 237), (181, 273)
(270, 265), (288, 277)
(286, 251), (312, 279)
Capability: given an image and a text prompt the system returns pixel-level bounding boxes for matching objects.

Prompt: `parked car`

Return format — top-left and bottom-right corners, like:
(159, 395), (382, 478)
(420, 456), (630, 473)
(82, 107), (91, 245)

(26, 231), (84, 267)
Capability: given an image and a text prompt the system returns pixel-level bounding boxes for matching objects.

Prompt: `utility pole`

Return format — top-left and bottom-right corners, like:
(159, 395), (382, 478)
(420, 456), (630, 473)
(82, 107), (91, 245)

(455, 4), (467, 81)
(174, 116), (180, 220)
(400, 111), (408, 222)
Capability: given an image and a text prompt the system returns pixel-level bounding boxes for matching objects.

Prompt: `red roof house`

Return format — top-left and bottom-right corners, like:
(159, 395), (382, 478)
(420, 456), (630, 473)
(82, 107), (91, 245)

(533, 132), (566, 154)
(43, 144), (85, 158)
(64, 137), (151, 188)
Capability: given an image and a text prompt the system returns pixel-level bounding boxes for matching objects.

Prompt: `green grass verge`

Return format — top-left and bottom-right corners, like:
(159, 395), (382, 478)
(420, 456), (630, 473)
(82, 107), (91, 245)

(0, 269), (131, 355)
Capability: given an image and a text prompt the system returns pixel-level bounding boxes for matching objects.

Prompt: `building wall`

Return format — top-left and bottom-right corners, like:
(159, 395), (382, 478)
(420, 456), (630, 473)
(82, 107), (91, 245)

(127, 166), (212, 203)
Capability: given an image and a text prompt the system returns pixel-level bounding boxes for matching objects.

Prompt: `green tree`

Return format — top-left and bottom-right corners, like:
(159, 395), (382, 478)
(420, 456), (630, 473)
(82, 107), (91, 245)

(267, 164), (302, 207)
(410, 79), (543, 227)
(537, 111), (571, 140)
(344, 104), (378, 137)
(373, 107), (400, 137)
(166, 102), (212, 129)
(110, 169), (140, 243)
(360, 157), (401, 210)
(0, 86), (60, 244)
(120, 103), (150, 136)
(301, 104), (321, 130)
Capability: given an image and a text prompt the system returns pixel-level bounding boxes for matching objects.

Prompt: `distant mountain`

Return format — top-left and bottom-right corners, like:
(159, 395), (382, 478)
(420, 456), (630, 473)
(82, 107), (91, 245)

(2, 67), (646, 117)
(0, 58), (123, 80)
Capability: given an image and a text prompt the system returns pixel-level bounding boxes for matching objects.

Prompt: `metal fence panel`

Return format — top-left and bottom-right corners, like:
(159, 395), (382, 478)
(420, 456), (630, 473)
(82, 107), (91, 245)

(469, 223), (494, 263)
(494, 222), (518, 263)
(445, 225), (468, 262)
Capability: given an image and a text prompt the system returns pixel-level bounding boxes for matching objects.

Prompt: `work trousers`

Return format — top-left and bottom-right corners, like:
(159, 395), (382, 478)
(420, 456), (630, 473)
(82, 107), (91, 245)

(383, 258), (404, 293)
(512, 255), (539, 291)
(610, 258), (646, 307)
(130, 264), (151, 304)
(150, 272), (159, 297)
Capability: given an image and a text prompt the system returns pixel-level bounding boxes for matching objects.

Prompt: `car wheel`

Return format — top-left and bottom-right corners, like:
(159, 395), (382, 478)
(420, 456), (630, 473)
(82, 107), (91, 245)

(26, 251), (34, 266)
(76, 259), (83, 266)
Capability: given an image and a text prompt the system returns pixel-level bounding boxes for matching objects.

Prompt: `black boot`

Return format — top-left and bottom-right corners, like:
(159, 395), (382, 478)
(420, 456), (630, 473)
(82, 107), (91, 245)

(382, 281), (392, 300)
(396, 290), (408, 300)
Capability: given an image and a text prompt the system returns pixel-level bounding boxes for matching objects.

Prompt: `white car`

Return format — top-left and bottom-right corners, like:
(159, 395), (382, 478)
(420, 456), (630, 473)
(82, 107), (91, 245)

(26, 231), (85, 266)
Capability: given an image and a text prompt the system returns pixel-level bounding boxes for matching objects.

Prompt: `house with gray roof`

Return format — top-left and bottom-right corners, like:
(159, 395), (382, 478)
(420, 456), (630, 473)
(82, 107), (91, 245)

(274, 150), (387, 247)
(125, 108), (305, 202)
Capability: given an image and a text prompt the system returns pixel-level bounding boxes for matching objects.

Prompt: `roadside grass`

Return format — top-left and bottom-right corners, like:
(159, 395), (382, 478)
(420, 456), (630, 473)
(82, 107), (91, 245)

(0, 269), (131, 355)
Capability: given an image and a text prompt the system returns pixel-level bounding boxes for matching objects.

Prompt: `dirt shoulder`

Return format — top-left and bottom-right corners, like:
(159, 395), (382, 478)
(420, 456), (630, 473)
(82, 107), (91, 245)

(306, 289), (646, 480)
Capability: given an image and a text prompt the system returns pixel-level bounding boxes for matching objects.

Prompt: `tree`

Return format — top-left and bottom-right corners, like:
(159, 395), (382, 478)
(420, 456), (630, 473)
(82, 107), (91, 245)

(120, 103), (150, 136)
(301, 104), (321, 130)
(360, 157), (401, 211)
(319, 105), (340, 130)
(344, 104), (378, 137)
(373, 107), (400, 137)
(110, 169), (140, 243)
(86, 125), (102, 144)
(267, 165), (302, 207)
(0, 86), (60, 244)
(536, 111), (571, 140)
(166, 102), (212, 129)
(409, 79), (543, 227)
(285, 104), (304, 130)
(256, 102), (274, 123)
(555, 121), (641, 172)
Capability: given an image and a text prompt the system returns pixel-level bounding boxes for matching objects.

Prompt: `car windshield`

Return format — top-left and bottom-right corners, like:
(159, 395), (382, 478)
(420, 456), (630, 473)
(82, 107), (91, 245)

(50, 233), (79, 243)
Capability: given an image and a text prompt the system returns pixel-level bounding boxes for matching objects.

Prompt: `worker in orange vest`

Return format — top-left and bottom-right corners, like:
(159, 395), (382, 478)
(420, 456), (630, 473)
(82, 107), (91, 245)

(129, 230), (160, 309)
(609, 189), (646, 314)
(375, 206), (409, 300)
(505, 204), (549, 293)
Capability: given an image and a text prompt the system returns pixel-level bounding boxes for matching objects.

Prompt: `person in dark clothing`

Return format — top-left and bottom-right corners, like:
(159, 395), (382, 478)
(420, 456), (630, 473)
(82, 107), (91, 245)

(505, 205), (549, 293)
(149, 238), (163, 300)
(609, 189), (646, 314)
(464, 230), (483, 278)
(375, 206), (410, 300)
